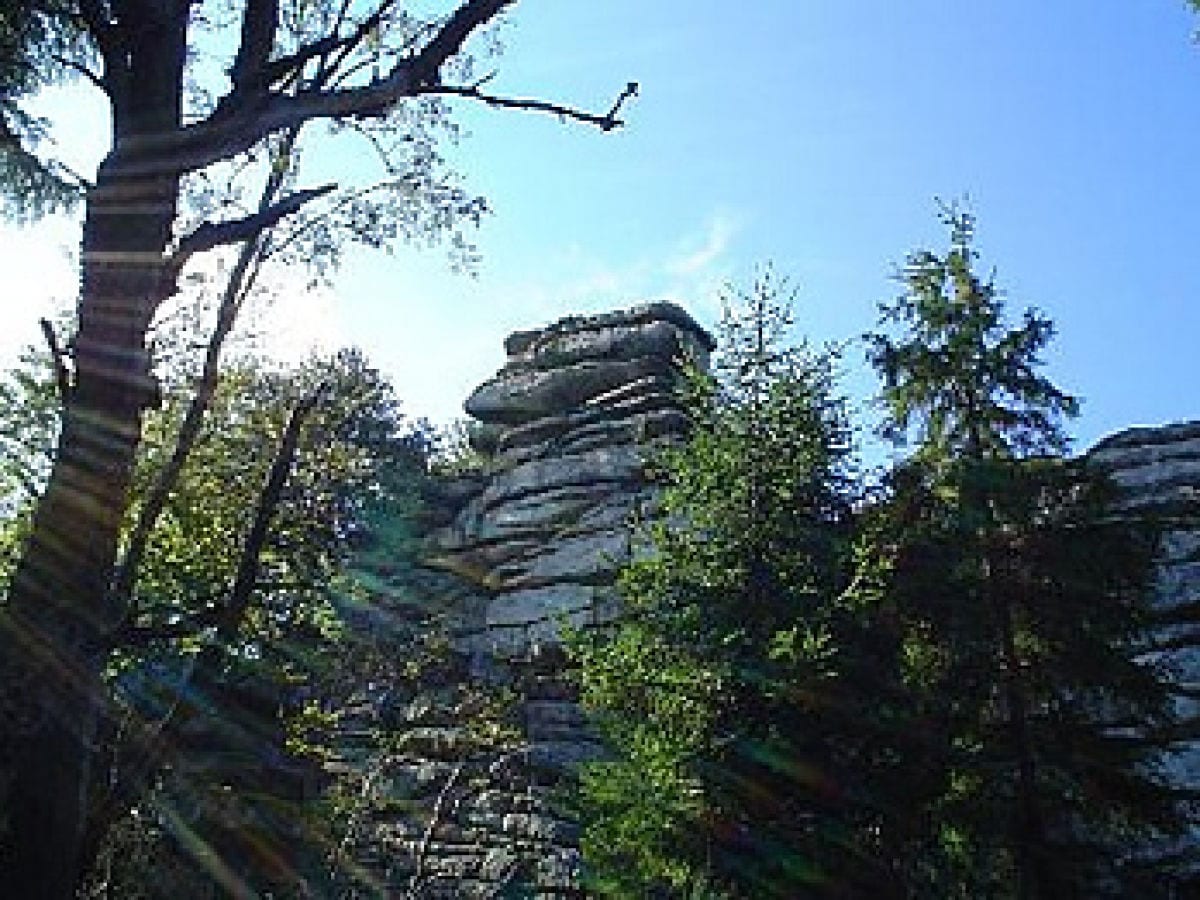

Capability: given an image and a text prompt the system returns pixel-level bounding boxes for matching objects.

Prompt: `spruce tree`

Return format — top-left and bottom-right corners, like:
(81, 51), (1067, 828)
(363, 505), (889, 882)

(572, 274), (905, 898)
(865, 207), (1186, 897)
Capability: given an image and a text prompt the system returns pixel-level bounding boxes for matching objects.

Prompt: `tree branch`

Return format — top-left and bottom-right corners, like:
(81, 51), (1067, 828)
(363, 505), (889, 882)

(217, 382), (329, 640)
(108, 0), (517, 178)
(87, 387), (326, 864)
(39, 318), (71, 406)
(229, 0), (280, 94)
(116, 130), (303, 616)
(50, 54), (106, 92)
(261, 0), (403, 91)
(407, 0), (512, 85)
(166, 182), (335, 282)
(424, 80), (639, 131)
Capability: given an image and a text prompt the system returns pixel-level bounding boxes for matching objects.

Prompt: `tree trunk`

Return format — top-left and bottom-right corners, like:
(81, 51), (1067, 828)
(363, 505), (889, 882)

(0, 6), (186, 890)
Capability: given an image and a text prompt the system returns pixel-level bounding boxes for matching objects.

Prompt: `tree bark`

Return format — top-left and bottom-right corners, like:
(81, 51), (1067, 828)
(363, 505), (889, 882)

(0, 4), (187, 891)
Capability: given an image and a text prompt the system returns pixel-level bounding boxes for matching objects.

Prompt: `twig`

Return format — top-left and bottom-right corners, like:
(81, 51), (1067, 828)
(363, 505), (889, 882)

(218, 380), (329, 640)
(424, 80), (639, 132)
(39, 318), (71, 405)
(115, 128), (302, 613)
(51, 54), (106, 91)
(407, 759), (467, 898)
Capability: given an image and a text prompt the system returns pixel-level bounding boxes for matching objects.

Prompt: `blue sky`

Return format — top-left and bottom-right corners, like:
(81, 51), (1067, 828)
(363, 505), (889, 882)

(4, 1), (1200, 454)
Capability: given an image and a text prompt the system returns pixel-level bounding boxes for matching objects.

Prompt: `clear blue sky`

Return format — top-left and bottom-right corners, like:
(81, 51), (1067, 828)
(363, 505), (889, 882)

(4, 1), (1200, 453)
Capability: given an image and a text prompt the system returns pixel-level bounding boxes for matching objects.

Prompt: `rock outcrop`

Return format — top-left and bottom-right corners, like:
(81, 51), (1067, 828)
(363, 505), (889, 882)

(335, 303), (713, 897)
(428, 303), (714, 661)
(343, 305), (1198, 895)
(1090, 421), (1200, 874)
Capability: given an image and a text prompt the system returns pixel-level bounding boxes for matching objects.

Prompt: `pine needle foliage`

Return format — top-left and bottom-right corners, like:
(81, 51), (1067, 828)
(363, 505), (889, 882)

(571, 273), (904, 898)
(863, 206), (1188, 898)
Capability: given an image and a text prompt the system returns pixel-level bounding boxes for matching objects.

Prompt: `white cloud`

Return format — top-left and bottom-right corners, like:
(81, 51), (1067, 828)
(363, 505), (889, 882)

(666, 211), (742, 277)
(497, 211), (744, 334)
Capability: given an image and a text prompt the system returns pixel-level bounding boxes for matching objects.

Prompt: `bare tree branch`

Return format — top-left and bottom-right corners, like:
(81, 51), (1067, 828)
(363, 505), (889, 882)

(116, 129), (303, 614)
(424, 80), (639, 132)
(50, 54), (106, 92)
(262, 0), (404, 91)
(39, 318), (71, 406)
(108, 0), (519, 178)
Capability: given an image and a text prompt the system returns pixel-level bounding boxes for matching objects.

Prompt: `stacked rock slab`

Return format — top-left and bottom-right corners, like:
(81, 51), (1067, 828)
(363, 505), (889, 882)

(1090, 421), (1200, 875)
(429, 302), (714, 661)
(359, 303), (714, 896)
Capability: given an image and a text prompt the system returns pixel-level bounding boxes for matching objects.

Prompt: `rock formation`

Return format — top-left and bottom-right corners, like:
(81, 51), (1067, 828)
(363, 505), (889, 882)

(340, 303), (1198, 896)
(336, 303), (713, 897)
(1090, 421), (1200, 874)
(429, 303), (714, 662)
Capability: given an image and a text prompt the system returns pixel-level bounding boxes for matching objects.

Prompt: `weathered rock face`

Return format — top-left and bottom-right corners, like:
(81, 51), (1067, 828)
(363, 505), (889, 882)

(335, 303), (713, 897)
(1090, 422), (1200, 836)
(428, 303), (714, 661)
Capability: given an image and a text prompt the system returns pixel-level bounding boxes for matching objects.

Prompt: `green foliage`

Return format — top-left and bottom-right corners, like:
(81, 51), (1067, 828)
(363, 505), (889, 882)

(0, 340), (61, 574)
(81, 349), (437, 895)
(863, 207), (1187, 896)
(120, 349), (427, 662)
(573, 218), (1188, 898)
(571, 274), (904, 898)
(865, 205), (1078, 466)
(0, 1), (88, 219)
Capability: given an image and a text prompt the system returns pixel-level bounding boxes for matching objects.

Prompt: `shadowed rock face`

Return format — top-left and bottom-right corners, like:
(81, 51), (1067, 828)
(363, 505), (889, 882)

(429, 302), (714, 661)
(1090, 421), (1200, 870)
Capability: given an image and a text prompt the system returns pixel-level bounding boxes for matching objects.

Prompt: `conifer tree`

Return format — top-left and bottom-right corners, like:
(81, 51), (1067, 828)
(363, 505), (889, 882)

(572, 275), (906, 898)
(865, 207), (1186, 897)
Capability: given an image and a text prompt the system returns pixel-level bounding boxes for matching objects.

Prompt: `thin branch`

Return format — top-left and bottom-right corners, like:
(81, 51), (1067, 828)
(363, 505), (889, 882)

(423, 80), (639, 132)
(87, 389), (325, 862)
(407, 0), (511, 85)
(116, 129), (303, 613)
(407, 759), (467, 898)
(50, 54), (106, 91)
(271, 0), (404, 91)
(218, 382), (329, 640)
(167, 182), (336, 281)
(39, 318), (71, 406)
(260, 176), (408, 260)
(108, 0), (517, 177)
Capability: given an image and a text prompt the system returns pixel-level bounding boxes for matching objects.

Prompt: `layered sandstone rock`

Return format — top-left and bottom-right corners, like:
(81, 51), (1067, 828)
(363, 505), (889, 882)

(335, 303), (713, 897)
(1090, 421), (1200, 872)
(345, 307), (1198, 894)
(428, 303), (714, 661)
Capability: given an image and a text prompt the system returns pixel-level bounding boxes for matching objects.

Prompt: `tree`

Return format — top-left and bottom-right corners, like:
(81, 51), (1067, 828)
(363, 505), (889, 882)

(0, 1), (89, 219)
(864, 207), (1187, 897)
(571, 275), (907, 898)
(0, 1), (631, 892)
(0, 337), (436, 893)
